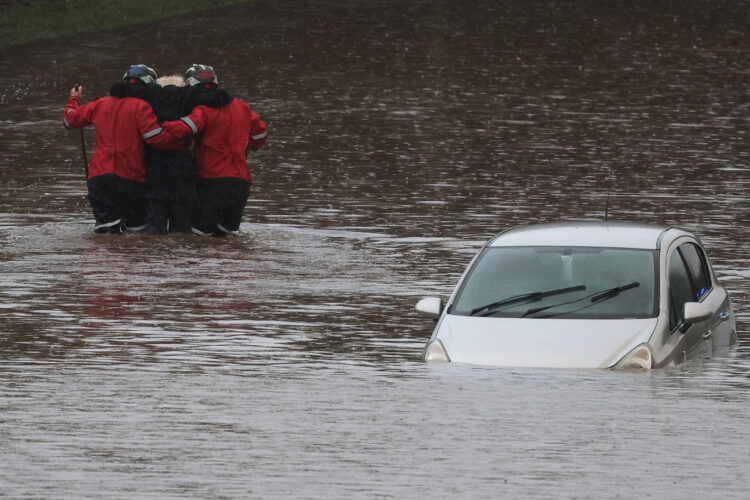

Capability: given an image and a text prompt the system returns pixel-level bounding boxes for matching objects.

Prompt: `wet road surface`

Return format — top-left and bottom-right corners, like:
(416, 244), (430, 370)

(1, 0), (749, 497)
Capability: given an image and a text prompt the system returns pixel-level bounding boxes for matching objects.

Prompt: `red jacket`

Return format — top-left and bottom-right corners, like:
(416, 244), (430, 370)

(163, 99), (267, 182)
(63, 95), (184, 182)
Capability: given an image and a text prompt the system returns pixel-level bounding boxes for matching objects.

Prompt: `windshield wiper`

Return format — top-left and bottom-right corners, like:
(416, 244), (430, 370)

(470, 285), (586, 316)
(523, 281), (641, 318)
(590, 281), (640, 303)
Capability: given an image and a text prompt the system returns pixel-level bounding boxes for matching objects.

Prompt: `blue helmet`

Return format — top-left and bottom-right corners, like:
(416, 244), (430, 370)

(123, 64), (157, 85)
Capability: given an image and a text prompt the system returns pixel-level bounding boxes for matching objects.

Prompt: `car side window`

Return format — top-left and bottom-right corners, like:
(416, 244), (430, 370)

(669, 249), (695, 330)
(679, 243), (712, 300)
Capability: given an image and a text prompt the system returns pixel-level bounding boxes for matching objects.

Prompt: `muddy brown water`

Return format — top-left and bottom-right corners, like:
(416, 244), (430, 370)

(1, 0), (748, 497)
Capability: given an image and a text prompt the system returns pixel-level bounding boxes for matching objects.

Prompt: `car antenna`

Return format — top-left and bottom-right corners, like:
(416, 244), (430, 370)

(603, 165), (615, 221)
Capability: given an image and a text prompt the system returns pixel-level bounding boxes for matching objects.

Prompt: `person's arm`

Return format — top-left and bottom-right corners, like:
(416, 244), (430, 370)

(160, 106), (208, 143)
(136, 100), (189, 151)
(63, 85), (93, 129)
(247, 109), (267, 152)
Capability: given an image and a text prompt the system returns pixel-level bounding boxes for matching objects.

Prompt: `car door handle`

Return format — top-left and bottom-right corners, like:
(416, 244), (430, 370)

(719, 311), (731, 322)
(702, 330), (712, 340)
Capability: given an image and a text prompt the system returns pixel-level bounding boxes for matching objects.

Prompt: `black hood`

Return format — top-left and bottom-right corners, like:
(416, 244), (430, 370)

(146, 85), (193, 122)
(184, 86), (233, 109)
(110, 81), (157, 101)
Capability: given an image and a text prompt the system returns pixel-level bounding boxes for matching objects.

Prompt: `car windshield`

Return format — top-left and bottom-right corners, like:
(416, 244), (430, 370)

(451, 246), (658, 319)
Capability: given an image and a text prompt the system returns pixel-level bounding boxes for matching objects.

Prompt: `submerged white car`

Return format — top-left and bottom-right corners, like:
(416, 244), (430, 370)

(417, 222), (737, 369)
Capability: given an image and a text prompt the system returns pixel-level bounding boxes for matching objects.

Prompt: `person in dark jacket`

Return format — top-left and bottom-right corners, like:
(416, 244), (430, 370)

(142, 74), (198, 234)
(63, 65), (186, 233)
(162, 64), (267, 236)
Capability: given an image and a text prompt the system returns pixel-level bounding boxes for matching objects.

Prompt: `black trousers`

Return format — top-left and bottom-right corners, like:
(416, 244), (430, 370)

(192, 177), (250, 236)
(87, 174), (146, 233)
(145, 199), (194, 234)
(144, 150), (198, 235)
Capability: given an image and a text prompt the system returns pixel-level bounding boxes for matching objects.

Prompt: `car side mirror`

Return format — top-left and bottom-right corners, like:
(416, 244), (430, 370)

(683, 302), (712, 326)
(415, 297), (443, 320)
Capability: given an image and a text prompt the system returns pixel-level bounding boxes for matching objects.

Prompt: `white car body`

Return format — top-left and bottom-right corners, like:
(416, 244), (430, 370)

(418, 222), (737, 369)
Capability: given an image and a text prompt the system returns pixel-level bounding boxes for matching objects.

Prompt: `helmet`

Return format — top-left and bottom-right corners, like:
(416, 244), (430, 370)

(123, 64), (157, 85)
(185, 63), (218, 88)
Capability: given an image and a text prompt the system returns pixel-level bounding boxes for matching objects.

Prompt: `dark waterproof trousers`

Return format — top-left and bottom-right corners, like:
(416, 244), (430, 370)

(144, 149), (197, 234)
(87, 174), (146, 233)
(145, 199), (194, 234)
(192, 177), (250, 236)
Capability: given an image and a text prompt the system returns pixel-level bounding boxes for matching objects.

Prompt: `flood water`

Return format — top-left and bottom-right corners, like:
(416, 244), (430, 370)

(1, 0), (749, 497)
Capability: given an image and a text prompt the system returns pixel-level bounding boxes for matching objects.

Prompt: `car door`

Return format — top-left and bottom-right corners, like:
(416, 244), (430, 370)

(667, 241), (723, 360)
(667, 242), (709, 359)
(667, 244), (700, 358)
(679, 242), (732, 351)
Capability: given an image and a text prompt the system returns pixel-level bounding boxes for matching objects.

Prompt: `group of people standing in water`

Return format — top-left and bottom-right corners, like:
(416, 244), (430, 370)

(63, 64), (268, 236)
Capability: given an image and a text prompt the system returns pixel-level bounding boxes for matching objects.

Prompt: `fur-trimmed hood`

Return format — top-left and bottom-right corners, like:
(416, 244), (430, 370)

(110, 81), (157, 100)
(109, 81), (233, 119)
(184, 86), (233, 109)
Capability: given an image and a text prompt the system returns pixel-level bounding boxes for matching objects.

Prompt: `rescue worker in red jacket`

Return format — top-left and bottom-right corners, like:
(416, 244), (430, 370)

(63, 65), (186, 233)
(162, 64), (267, 236)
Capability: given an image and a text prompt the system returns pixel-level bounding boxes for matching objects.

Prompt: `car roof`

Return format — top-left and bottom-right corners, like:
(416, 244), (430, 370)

(488, 222), (691, 250)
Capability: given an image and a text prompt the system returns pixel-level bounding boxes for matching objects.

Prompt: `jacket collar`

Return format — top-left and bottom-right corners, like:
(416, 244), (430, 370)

(110, 81), (156, 100)
(186, 87), (233, 109)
